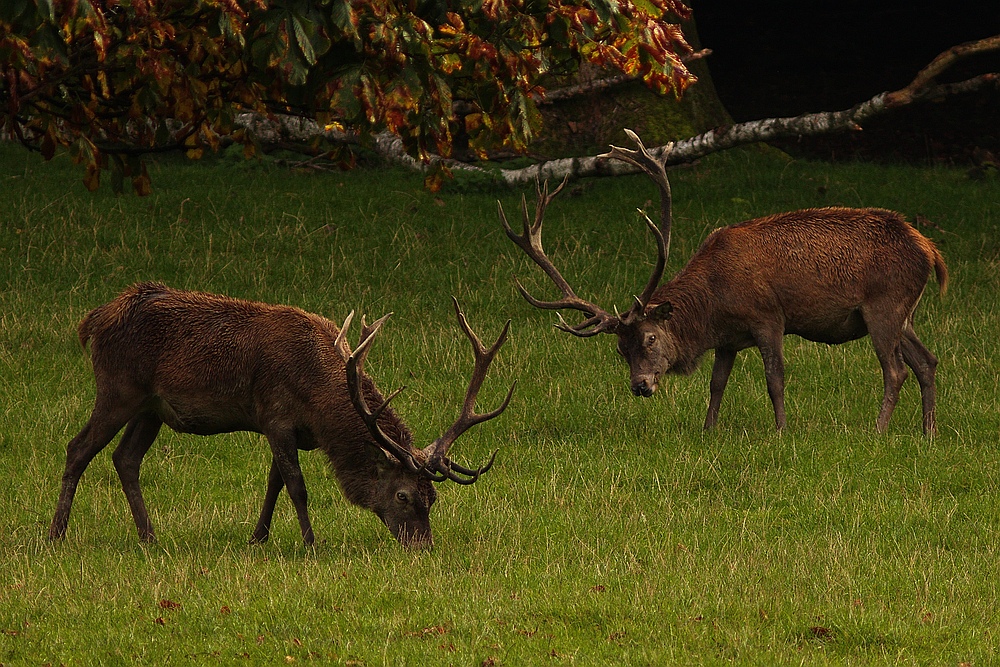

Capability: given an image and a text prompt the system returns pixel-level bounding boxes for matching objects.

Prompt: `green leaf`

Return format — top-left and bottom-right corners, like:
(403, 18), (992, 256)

(590, 0), (614, 23)
(32, 24), (69, 64)
(630, 0), (664, 18)
(292, 16), (316, 65)
(0, 0), (29, 23)
(36, 0), (55, 22)
(330, 0), (357, 38)
(333, 66), (362, 118)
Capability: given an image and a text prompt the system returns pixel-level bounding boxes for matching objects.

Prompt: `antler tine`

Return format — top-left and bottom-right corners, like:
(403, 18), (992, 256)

(600, 128), (673, 318)
(359, 312), (392, 344)
(332, 310), (355, 359)
(345, 313), (426, 473)
(438, 449), (499, 485)
(421, 298), (517, 483)
(624, 208), (668, 322)
(533, 175), (569, 228)
(554, 311), (619, 338)
(498, 197), (574, 301)
(499, 178), (620, 334)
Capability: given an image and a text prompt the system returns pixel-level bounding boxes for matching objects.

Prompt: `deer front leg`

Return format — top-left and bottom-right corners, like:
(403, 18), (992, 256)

(705, 348), (737, 429)
(250, 457), (285, 544)
(265, 429), (315, 546)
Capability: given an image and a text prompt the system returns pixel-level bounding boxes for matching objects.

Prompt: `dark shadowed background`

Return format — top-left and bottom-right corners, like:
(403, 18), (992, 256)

(695, 0), (1000, 164)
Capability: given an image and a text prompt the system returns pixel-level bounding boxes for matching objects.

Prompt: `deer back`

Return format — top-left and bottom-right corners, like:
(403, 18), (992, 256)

(648, 207), (947, 349)
(79, 283), (416, 450)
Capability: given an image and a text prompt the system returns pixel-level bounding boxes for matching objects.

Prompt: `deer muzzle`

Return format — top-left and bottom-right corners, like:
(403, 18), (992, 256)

(395, 524), (433, 550)
(631, 377), (658, 398)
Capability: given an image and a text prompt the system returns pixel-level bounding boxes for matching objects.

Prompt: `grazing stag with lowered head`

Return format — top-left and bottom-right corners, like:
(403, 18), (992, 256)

(502, 130), (947, 434)
(49, 282), (514, 548)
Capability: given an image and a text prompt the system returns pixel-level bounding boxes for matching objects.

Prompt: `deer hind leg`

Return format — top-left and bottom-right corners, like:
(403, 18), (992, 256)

(111, 415), (163, 542)
(250, 457), (284, 544)
(900, 323), (939, 436)
(705, 348), (737, 429)
(265, 429), (315, 546)
(49, 397), (137, 540)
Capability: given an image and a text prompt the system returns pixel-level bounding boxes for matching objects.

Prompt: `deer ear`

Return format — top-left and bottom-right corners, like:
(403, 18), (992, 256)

(366, 445), (392, 471)
(648, 301), (673, 322)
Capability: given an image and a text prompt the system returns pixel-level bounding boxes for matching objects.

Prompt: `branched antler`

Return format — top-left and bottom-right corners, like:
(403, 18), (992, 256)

(345, 300), (513, 484)
(599, 129), (674, 321)
(332, 310), (355, 359)
(499, 177), (620, 337)
(421, 297), (515, 484)
(502, 129), (676, 333)
(344, 313), (428, 473)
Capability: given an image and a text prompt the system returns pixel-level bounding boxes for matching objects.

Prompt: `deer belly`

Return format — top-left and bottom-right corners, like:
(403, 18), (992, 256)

(151, 395), (256, 435)
(787, 309), (868, 345)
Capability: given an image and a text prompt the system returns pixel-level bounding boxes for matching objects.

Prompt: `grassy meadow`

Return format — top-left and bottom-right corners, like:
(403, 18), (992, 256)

(1, 141), (999, 665)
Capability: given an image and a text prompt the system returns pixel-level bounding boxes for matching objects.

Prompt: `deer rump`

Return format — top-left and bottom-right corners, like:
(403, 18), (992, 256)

(49, 282), (511, 548)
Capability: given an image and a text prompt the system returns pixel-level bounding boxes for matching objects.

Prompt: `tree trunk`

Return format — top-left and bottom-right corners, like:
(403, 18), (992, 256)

(530, 10), (732, 157)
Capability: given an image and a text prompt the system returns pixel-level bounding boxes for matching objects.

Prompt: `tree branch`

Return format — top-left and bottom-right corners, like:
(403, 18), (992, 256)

(884, 34), (1000, 107)
(492, 35), (1000, 184)
(228, 36), (998, 185)
(538, 49), (711, 105)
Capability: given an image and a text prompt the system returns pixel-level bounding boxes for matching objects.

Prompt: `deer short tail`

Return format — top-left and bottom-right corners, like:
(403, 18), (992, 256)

(931, 245), (948, 296)
(77, 309), (98, 350)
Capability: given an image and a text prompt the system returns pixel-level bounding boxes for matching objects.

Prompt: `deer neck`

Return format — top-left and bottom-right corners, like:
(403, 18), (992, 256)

(651, 273), (715, 375)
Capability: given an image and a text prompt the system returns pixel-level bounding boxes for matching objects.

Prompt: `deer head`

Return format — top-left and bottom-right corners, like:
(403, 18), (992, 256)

(501, 130), (678, 397)
(344, 298), (515, 547)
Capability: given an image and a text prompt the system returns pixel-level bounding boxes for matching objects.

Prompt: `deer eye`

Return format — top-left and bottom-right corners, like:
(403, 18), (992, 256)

(646, 334), (656, 347)
(396, 491), (408, 503)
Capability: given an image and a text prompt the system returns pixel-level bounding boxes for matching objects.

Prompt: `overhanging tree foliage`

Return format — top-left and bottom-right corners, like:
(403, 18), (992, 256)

(0, 0), (698, 193)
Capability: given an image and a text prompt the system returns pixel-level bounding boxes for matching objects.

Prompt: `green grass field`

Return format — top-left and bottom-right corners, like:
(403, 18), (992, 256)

(1, 142), (998, 665)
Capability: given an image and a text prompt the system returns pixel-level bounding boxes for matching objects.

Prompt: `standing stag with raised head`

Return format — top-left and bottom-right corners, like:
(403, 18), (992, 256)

(503, 130), (947, 435)
(49, 282), (514, 548)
